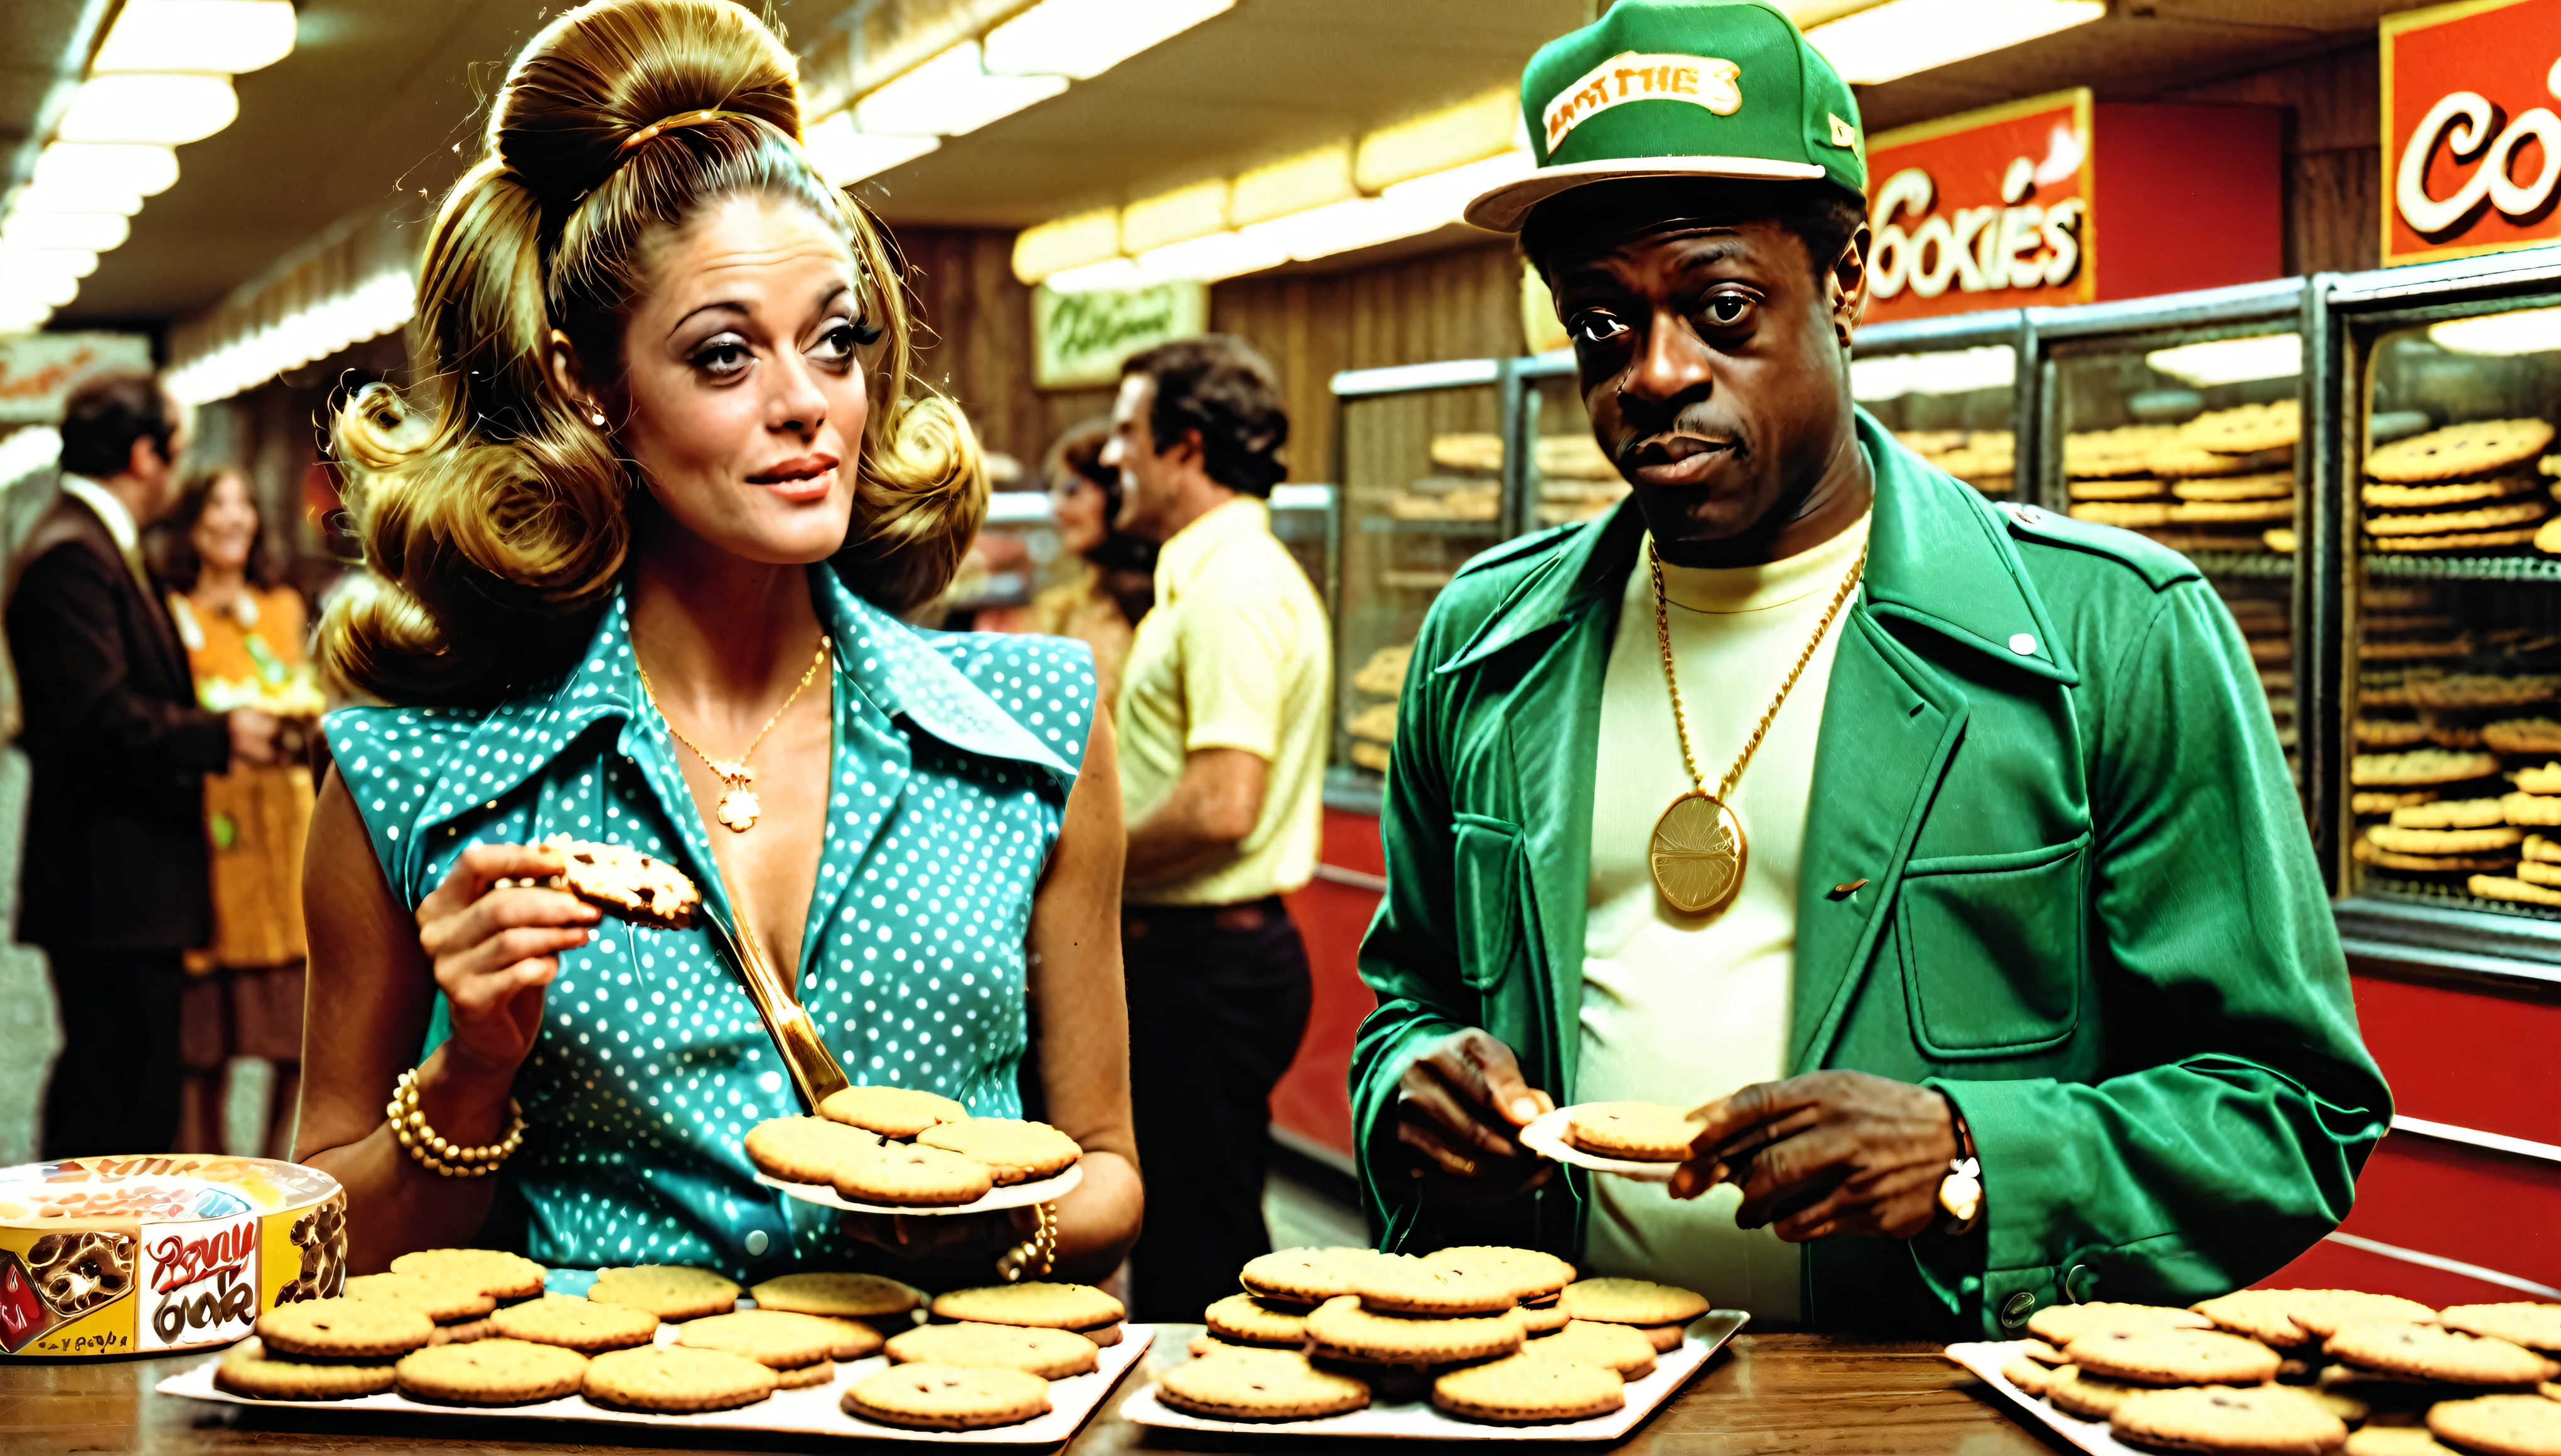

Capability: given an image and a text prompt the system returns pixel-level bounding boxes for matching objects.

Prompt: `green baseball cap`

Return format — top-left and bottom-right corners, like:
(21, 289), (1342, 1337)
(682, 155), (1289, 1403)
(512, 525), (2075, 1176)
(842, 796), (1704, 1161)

(1465, 0), (1866, 233)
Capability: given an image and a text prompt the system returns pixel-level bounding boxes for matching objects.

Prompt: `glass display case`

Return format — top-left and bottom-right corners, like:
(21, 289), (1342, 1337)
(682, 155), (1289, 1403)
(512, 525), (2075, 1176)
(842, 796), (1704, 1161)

(1515, 351), (1631, 533)
(1852, 310), (2029, 502)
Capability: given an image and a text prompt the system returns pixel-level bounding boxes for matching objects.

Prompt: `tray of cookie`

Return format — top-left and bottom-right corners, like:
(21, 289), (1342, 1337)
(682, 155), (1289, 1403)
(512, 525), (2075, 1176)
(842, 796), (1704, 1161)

(1946, 1287), (2561, 1456)
(161, 1250), (1156, 1441)
(1119, 1245), (1743, 1440)
(2063, 404), (2303, 560)
(743, 1089), (1083, 1215)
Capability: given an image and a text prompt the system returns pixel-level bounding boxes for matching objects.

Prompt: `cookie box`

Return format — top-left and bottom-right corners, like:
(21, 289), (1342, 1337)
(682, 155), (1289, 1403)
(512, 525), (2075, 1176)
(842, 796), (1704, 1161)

(0, 1155), (345, 1359)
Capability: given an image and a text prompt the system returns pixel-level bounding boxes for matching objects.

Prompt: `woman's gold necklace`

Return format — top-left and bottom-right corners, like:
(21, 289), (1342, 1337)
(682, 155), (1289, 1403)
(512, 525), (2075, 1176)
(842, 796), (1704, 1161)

(634, 632), (832, 832)
(1648, 536), (1867, 915)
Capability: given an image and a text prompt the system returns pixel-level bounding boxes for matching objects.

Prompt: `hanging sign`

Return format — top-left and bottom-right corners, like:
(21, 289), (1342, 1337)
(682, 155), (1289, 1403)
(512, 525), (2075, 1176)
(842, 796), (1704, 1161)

(2380, 0), (2561, 267)
(0, 333), (153, 426)
(1031, 281), (1208, 390)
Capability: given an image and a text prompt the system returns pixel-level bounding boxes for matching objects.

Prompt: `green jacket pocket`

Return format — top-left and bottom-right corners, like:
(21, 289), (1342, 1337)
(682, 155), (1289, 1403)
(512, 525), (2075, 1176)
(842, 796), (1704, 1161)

(1451, 813), (1523, 995)
(1897, 835), (2088, 1058)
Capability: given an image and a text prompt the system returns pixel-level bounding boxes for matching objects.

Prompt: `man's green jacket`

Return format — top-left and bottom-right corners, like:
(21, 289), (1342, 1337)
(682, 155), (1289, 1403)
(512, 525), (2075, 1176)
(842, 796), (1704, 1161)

(1350, 410), (2389, 1337)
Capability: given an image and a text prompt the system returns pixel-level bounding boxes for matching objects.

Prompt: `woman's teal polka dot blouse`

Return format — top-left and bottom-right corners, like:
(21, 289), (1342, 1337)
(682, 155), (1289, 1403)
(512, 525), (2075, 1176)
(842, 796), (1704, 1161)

(326, 565), (1093, 1280)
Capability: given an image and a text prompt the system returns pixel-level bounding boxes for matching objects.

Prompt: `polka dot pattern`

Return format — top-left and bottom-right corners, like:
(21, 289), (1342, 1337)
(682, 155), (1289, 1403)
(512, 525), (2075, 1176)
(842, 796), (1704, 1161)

(324, 567), (1094, 1278)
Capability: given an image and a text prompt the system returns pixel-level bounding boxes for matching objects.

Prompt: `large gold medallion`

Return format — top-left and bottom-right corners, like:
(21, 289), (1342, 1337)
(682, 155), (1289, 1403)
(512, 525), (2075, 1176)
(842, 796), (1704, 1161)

(1650, 791), (1746, 915)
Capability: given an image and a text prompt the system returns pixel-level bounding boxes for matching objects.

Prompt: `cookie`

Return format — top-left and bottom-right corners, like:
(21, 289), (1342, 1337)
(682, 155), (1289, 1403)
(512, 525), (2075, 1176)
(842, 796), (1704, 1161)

(2368, 499), (2551, 535)
(1358, 1260), (1517, 1316)
(2355, 791), (2440, 815)
(2176, 471), (2296, 503)
(1432, 1352), (1625, 1424)
(489, 1294), (659, 1353)
(2065, 1327), (2284, 1386)
(2155, 442), (2294, 478)
(2046, 1364), (2144, 1418)
(542, 837), (700, 930)
(2196, 1292), (2407, 1348)
(214, 1337), (396, 1400)
(2429, 1393), (2561, 1456)
(2183, 402), (2302, 456)
(2352, 751), (2503, 787)
(582, 1344), (777, 1413)
(1537, 1319), (1657, 1378)
(1304, 1294), (1526, 1364)
(2493, 720), (2561, 756)
(1520, 1299), (1574, 1336)
(432, 1317), (495, 1344)
(1205, 1293), (1311, 1346)
(2004, 1352), (2056, 1396)
(2440, 1305), (2561, 1353)
(844, 1363), (1051, 1431)
(257, 1298), (436, 1359)
(1565, 1101), (1702, 1160)
(389, 1248), (549, 1302)
(2173, 497), (2296, 525)
(340, 1272), (495, 1324)
(931, 1281), (1123, 1331)
(2110, 1383), (2349, 1456)
(1561, 1277), (1710, 1327)
(2366, 476), (2542, 510)
(1631, 1321), (1687, 1352)
(810, 1316), (884, 1360)
(2021, 1337), (2070, 1364)
(2391, 798), (2506, 829)
(2347, 1430), (2457, 1456)
(886, 1320), (1098, 1378)
(1081, 1320), (1125, 1346)
(2031, 1302), (2216, 1346)
(773, 1358), (835, 1389)
(2518, 766), (2561, 795)
(2541, 517), (2561, 557)
(2370, 527), (2543, 552)
(749, 1270), (921, 1320)
(587, 1265), (740, 1322)
(2371, 824), (2528, 855)
(817, 1084), (966, 1138)
(394, 1337), (589, 1405)
(2530, 835), (2561, 864)
(1242, 1248), (1405, 1304)
(743, 1115), (882, 1186)
(912, 1118), (1080, 1184)
(2356, 842), (2518, 873)
(2073, 478), (2174, 502)
(2505, 793), (2561, 827)
(2067, 426), (2184, 478)
(1158, 1346), (1372, 1421)
(2518, 861), (2561, 888)
(2368, 419), (2555, 483)
(834, 1140), (995, 1207)
(677, 1309), (841, 1369)
(2329, 1322), (2560, 1386)
(2073, 501), (2176, 528)
(1420, 1246), (1577, 1303)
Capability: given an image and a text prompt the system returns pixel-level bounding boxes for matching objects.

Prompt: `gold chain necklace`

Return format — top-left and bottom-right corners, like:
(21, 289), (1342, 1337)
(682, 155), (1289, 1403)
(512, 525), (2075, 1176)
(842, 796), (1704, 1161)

(634, 632), (832, 832)
(1647, 535), (1867, 915)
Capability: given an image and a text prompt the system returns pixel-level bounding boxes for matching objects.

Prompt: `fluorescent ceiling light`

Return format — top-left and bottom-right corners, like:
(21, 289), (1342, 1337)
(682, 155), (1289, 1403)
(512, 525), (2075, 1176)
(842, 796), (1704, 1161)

(4, 210), (129, 252)
(801, 112), (940, 185)
(0, 245), (100, 281)
(2145, 333), (2301, 388)
(10, 177), (144, 216)
(1806, 0), (2103, 85)
(854, 42), (1066, 138)
(92, 0), (296, 75)
(2427, 306), (2561, 357)
(1120, 179), (1228, 255)
(1041, 257), (1143, 295)
(1231, 145), (1356, 228)
(983, 0), (1233, 81)
(1134, 229), (1288, 286)
(0, 306), (54, 336)
(1012, 209), (1121, 285)
(1355, 88), (1520, 192)
(0, 270), (80, 310)
(59, 73), (238, 146)
(1850, 345), (2016, 401)
(1378, 149), (1534, 213)
(38, 143), (179, 197)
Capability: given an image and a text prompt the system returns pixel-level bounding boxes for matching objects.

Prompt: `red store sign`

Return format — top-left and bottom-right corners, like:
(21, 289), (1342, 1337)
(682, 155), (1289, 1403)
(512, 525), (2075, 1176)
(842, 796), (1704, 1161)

(2381, 0), (2561, 267)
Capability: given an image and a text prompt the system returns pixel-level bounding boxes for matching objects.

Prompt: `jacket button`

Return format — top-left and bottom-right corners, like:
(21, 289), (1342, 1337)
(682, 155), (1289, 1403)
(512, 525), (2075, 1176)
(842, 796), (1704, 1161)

(2017, 506), (2044, 525)
(744, 1229), (770, 1256)
(1999, 1290), (2035, 1327)
(2065, 1263), (2091, 1302)
(2008, 633), (2038, 656)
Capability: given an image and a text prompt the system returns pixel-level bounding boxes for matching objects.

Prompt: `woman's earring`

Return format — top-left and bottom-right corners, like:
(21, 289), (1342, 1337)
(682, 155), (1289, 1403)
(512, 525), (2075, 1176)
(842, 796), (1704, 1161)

(588, 405), (608, 428)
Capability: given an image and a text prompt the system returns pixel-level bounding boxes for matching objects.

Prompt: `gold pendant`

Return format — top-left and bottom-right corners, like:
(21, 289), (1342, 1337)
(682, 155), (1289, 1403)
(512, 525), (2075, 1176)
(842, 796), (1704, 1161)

(716, 783), (761, 832)
(1651, 791), (1746, 915)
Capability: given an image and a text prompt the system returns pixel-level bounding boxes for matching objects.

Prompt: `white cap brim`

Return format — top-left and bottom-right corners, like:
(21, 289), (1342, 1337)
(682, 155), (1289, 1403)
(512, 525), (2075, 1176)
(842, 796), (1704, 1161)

(1464, 155), (1829, 232)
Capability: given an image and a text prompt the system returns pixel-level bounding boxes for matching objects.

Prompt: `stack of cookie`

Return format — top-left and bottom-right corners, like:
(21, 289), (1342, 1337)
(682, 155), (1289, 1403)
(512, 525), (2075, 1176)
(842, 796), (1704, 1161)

(215, 1296), (444, 1401)
(2066, 405), (2299, 556)
(1897, 429), (2016, 496)
(743, 1087), (1082, 1208)
(2223, 589), (2298, 772)
(2361, 419), (2558, 555)
(2351, 658), (2561, 904)
(831, 1280), (1120, 1430)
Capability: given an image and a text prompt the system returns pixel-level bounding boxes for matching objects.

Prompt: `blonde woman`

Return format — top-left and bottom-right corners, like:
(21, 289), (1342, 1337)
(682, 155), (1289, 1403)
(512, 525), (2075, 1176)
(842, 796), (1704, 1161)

(296, 0), (1137, 1286)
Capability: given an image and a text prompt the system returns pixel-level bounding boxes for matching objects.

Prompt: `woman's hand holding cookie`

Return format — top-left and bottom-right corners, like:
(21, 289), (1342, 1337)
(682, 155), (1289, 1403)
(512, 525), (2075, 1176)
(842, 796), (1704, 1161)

(1394, 1028), (1556, 1205)
(414, 843), (599, 1078)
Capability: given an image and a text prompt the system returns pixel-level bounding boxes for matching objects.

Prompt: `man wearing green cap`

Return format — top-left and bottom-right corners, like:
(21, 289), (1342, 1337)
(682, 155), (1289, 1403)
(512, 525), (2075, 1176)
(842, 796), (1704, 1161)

(1349, 0), (2387, 1336)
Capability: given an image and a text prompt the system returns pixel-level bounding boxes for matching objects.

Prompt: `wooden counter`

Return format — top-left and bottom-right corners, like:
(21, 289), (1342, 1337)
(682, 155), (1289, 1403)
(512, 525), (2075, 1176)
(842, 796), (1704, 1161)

(0, 1328), (2070, 1455)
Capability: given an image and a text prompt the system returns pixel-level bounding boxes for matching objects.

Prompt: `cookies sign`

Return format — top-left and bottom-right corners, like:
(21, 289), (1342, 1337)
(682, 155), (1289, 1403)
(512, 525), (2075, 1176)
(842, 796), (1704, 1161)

(2381, 0), (2561, 267)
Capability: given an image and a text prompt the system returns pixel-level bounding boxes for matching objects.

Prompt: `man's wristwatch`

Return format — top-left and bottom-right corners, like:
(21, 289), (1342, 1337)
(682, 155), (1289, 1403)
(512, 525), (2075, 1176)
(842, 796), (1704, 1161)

(1936, 1092), (1982, 1235)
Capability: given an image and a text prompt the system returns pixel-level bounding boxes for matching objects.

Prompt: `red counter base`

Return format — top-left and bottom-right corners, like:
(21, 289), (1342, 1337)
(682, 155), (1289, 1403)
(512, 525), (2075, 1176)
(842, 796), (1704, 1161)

(1272, 808), (1385, 1170)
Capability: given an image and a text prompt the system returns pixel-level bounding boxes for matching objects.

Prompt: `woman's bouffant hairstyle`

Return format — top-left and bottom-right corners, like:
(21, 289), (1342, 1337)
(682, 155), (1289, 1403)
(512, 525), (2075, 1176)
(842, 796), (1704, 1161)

(319, 0), (984, 705)
(151, 468), (276, 592)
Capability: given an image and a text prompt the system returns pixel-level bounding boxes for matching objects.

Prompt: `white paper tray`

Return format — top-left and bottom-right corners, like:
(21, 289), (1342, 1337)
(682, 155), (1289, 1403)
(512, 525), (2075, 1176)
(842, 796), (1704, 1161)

(754, 1160), (1080, 1216)
(1946, 1339), (2141, 1456)
(159, 1319), (1152, 1444)
(1517, 1106), (1680, 1181)
(1119, 1310), (1747, 1441)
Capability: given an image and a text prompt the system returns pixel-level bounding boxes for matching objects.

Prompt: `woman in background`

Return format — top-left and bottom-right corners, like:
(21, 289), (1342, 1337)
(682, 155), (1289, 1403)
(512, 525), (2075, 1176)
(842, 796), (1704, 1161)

(153, 467), (322, 1157)
(1026, 418), (1155, 714)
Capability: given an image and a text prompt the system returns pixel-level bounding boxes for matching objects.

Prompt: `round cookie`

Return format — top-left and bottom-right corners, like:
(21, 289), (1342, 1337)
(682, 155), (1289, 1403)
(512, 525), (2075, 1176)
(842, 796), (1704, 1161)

(2368, 419), (2557, 484)
(1537, 1319), (1658, 1378)
(834, 1142), (994, 1207)
(2021, 1338), (2070, 1365)
(2045, 1364), (2144, 1419)
(1559, 1277), (1710, 1327)
(1566, 1101), (1702, 1161)
(430, 1317), (495, 1345)
(1420, 1246), (1576, 1303)
(388, 1248), (547, 1302)
(1159, 1346), (1371, 1421)
(1631, 1321), (1687, 1352)
(588, 1265), (741, 1322)
(886, 1321), (1098, 1379)
(2198, 1290), (2365, 1347)
(1304, 1293), (1525, 1364)
(844, 1362), (1051, 1430)
(1433, 1352), (1625, 1424)
(1080, 1320), (1126, 1347)
(394, 1337), (589, 1405)
(1240, 1247), (1402, 1304)
(744, 1115), (882, 1186)
(2065, 1327), (2284, 1386)
(819, 1084), (967, 1138)
(931, 1281), (1123, 1331)
(676, 1309), (842, 1369)
(2429, 1393), (2561, 1456)
(215, 1337), (396, 1400)
(2292, 1293), (2441, 1340)
(583, 1344), (778, 1413)
(2109, 1383), (2349, 1456)
(2346, 1430), (2458, 1456)
(340, 1272), (495, 1325)
(913, 1118), (1080, 1184)
(1204, 1293), (1310, 1347)
(2002, 1352), (2054, 1397)
(817, 1317), (886, 1361)
(2182, 402), (2301, 455)
(488, 1295), (659, 1353)
(257, 1298), (436, 1359)
(1520, 1300), (1572, 1336)
(749, 1270), (921, 1320)
(1357, 1260), (1517, 1316)
(2031, 1302), (2216, 1347)
(2327, 1322), (2560, 1386)
(2440, 1304), (2561, 1354)
(773, 1359), (837, 1389)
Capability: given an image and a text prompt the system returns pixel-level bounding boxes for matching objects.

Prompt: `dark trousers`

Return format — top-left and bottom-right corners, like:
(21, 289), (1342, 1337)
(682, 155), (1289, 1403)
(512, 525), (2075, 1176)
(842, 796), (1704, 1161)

(40, 946), (186, 1157)
(1122, 897), (1313, 1323)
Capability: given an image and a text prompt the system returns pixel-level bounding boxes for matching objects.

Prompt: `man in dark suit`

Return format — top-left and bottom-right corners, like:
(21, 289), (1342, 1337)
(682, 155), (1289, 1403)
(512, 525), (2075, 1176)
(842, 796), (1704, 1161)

(7, 373), (279, 1156)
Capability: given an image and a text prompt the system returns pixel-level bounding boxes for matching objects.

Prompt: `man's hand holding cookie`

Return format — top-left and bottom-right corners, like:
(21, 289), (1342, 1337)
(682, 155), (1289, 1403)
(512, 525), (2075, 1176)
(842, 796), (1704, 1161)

(1394, 1029), (1556, 1204)
(414, 843), (599, 1079)
(1669, 1070), (1960, 1241)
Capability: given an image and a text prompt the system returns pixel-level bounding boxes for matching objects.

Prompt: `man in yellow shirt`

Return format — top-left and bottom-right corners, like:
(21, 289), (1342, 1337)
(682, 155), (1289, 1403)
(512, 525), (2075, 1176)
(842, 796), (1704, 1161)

(1105, 335), (1331, 1320)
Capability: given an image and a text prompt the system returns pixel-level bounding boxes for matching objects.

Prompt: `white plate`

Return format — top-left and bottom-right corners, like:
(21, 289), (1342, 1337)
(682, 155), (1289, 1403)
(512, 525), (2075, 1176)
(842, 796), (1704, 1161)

(1945, 1340), (2142, 1456)
(159, 1319), (1152, 1445)
(1120, 1310), (1748, 1441)
(754, 1160), (1081, 1216)
(1517, 1106), (1683, 1181)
